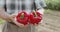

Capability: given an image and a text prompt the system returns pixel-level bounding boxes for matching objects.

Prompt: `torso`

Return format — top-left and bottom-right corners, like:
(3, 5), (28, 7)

(3, 0), (36, 32)
(6, 0), (34, 14)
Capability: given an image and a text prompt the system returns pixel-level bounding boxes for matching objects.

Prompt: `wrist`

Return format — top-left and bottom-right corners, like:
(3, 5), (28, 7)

(37, 8), (44, 15)
(4, 15), (13, 22)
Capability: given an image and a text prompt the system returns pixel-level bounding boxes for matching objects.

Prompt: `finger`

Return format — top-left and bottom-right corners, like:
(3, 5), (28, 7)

(35, 23), (36, 25)
(19, 24), (25, 28)
(34, 23), (38, 26)
(30, 24), (34, 26)
(24, 24), (28, 27)
(11, 15), (16, 18)
(6, 19), (12, 22)
(13, 20), (25, 28)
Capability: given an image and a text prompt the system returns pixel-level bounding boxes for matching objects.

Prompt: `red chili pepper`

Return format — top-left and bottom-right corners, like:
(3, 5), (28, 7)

(29, 11), (42, 25)
(16, 11), (28, 25)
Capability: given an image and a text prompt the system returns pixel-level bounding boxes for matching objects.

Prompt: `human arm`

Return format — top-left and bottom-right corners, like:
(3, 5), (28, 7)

(0, 0), (27, 28)
(35, 0), (46, 15)
(0, 0), (13, 22)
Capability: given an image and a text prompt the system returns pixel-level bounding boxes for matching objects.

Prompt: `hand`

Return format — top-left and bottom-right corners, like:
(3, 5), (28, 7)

(7, 14), (16, 22)
(13, 19), (28, 28)
(30, 23), (39, 26)
(37, 8), (44, 15)
(9, 14), (28, 28)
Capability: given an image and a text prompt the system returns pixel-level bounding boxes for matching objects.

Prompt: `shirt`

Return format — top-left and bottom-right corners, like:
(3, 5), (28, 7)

(0, 0), (46, 32)
(0, 0), (46, 14)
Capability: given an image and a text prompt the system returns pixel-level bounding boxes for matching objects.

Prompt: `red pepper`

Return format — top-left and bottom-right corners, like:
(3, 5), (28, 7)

(16, 11), (28, 25)
(29, 11), (42, 25)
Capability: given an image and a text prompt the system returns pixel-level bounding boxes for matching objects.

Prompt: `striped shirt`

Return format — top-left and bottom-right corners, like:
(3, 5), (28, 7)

(0, 0), (46, 14)
(0, 0), (46, 32)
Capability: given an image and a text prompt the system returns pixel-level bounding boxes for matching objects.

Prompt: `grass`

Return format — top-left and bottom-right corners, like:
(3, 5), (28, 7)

(0, 19), (5, 24)
(45, 0), (60, 10)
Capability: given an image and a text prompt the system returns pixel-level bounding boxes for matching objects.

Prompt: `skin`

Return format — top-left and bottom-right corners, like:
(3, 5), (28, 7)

(0, 8), (27, 28)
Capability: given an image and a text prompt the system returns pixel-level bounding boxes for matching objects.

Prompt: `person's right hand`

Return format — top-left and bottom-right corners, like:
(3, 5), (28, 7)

(9, 14), (28, 28)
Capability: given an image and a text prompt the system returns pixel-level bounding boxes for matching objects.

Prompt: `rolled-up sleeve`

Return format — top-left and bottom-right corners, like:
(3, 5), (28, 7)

(35, 0), (46, 9)
(0, 0), (5, 8)
(39, 0), (46, 7)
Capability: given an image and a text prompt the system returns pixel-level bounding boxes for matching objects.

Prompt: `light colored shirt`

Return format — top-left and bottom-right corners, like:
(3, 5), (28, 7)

(0, 0), (46, 32)
(0, 0), (46, 14)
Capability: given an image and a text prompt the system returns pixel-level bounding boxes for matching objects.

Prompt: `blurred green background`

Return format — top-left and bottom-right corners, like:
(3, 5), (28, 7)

(45, 0), (60, 10)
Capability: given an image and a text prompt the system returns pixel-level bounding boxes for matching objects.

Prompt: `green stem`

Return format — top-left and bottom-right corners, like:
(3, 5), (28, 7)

(20, 13), (24, 19)
(33, 10), (37, 17)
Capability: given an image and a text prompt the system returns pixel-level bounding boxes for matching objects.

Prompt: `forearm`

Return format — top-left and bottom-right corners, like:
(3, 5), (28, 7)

(37, 8), (45, 24)
(37, 8), (45, 15)
(0, 8), (11, 22)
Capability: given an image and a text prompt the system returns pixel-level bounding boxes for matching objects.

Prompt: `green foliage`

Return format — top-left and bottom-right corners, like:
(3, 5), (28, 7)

(0, 19), (5, 24)
(45, 0), (60, 10)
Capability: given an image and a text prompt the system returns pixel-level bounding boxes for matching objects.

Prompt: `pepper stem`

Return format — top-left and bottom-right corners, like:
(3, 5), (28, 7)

(33, 10), (37, 17)
(20, 13), (24, 19)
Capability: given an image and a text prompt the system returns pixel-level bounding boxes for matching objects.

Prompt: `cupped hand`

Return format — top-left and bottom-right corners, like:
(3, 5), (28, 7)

(30, 23), (39, 26)
(9, 14), (28, 28)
